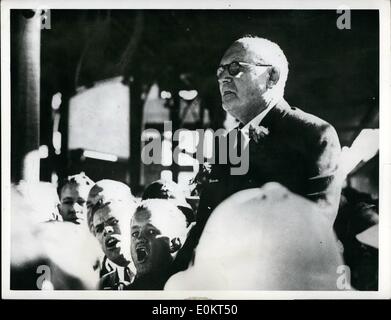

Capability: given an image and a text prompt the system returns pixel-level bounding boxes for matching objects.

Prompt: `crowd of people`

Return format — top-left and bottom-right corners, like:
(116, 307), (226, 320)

(10, 171), (378, 291)
(10, 36), (379, 291)
(11, 174), (199, 290)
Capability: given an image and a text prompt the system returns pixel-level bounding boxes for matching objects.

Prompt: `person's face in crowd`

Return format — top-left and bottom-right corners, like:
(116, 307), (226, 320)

(92, 204), (130, 267)
(86, 180), (136, 231)
(217, 42), (271, 123)
(59, 184), (89, 224)
(130, 209), (180, 277)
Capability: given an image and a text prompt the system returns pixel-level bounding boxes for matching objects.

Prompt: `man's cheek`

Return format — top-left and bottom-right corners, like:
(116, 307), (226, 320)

(114, 225), (122, 234)
(130, 245), (135, 259)
(97, 235), (105, 248)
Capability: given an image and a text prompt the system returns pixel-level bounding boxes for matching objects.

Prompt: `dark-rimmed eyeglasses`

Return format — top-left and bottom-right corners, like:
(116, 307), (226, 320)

(216, 61), (272, 78)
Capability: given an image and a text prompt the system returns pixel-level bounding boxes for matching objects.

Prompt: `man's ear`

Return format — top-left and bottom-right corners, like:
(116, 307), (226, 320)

(267, 66), (280, 89)
(169, 237), (182, 254)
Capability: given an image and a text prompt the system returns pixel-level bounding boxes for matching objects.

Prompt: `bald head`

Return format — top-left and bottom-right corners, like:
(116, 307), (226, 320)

(235, 36), (289, 90)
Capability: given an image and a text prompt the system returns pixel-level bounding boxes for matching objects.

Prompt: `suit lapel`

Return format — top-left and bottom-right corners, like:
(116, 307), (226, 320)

(246, 99), (291, 175)
(213, 99), (290, 177)
(246, 99), (289, 151)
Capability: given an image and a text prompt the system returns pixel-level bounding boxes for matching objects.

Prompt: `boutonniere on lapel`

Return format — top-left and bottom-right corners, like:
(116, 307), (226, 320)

(248, 124), (270, 143)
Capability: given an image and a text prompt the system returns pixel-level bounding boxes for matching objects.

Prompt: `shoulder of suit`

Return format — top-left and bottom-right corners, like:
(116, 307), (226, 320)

(280, 105), (337, 140)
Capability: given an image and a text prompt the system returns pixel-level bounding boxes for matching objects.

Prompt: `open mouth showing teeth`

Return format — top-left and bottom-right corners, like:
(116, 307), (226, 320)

(106, 238), (119, 249)
(136, 248), (148, 262)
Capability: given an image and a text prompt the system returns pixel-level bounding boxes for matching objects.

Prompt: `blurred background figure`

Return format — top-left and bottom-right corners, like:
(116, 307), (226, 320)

(334, 187), (379, 290)
(87, 179), (137, 290)
(165, 183), (345, 290)
(15, 180), (61, 223)
(129, 199), (190, 290)
(11, 184), (102, 290)
(57, 172), (94, 225)
(333, 128), (379, 290)
(142, 179), (195, 226)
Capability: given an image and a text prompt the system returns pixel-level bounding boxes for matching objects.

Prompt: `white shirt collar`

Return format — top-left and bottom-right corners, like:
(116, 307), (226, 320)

(117, 266), (126, 283)
(104, 258), (134, 284)
(236, 105), (275, 146)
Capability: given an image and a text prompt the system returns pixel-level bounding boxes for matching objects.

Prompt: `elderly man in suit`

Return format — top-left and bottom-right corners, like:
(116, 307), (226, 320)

(179, 36), (343, 272)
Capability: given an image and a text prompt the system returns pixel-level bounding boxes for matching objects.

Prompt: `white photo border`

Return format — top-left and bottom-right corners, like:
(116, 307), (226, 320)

(1, 0), (390, 300)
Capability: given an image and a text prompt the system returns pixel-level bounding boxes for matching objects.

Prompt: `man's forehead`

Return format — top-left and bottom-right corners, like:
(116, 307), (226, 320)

(135, 210), (185, 235)
(132, 209), (151, 224)
(87, 183), (133, 206)
(92, 206), (116, 225)
(220, 41), (260, 64)
(131, 209), (168, 231)
(61, 185), (80, 198)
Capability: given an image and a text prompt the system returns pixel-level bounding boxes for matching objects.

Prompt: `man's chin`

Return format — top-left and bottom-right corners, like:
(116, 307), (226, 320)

(223, 105), (240, 121)
(222, 104), (232, 115)
(222, 101), (238, 113)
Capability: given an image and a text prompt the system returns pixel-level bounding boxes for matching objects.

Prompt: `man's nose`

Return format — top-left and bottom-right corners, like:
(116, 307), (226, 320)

(135, 237), (147, 247)
(103, 225), (114, 235)
(218, 73), (232, 85)
(136, 231), (148, 242)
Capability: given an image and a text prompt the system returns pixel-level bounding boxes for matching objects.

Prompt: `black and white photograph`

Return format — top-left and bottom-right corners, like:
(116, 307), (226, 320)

(1, 0), (390, 299)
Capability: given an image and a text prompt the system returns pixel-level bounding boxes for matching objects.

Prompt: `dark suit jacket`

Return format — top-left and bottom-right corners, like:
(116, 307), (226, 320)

(173, 99), (342, 273)
(202, 99), (341, 218)
(99, 256), (134, 290)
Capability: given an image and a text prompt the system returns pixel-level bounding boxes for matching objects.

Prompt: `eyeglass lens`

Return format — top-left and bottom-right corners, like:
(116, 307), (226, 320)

(217, 61), (241, 77)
